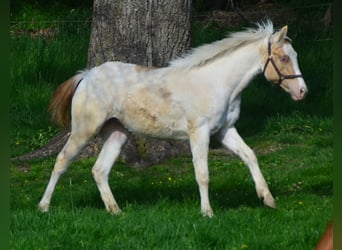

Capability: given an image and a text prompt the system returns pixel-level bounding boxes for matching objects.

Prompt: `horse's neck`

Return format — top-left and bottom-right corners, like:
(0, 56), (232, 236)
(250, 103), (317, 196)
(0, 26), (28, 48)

(202, 42), (264, 100)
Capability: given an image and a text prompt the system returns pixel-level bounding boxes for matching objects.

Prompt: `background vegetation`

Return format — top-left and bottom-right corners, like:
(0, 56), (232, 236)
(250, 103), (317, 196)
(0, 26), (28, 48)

(10, 0), (332, 156)
(10, 0), (332, 249)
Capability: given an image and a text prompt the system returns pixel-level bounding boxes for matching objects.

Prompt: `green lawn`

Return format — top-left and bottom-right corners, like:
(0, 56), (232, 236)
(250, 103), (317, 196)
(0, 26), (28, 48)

(10, 115), (332, 249)
(10, 3), (332, 249)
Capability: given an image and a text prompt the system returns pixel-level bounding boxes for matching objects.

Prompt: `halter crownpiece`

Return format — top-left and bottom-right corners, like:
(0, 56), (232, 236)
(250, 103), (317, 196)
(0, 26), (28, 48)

(263, 37), (303, 85)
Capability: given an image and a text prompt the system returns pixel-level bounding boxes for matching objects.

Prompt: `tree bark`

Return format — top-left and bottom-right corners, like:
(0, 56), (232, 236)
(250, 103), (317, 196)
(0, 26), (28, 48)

(87, 0), (192, 67)
(87, 0), (193, 166)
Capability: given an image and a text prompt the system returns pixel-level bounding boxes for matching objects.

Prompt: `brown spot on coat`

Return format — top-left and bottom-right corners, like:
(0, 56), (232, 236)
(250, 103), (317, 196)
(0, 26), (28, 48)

(135, 65), (157, 72)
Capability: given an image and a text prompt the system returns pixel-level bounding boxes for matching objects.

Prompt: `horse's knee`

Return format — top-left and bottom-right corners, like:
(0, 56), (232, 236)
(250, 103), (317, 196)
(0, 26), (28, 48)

(195, 168), (209, 185)
(92, 167), (100, 179)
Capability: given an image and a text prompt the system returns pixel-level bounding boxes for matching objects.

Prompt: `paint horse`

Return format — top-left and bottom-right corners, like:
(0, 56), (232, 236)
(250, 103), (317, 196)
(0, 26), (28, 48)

(38, 21), (307, 217)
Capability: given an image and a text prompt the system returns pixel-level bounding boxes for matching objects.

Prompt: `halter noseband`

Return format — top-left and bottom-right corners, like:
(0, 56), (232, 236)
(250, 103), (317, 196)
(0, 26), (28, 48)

(263, 37), (303, 85)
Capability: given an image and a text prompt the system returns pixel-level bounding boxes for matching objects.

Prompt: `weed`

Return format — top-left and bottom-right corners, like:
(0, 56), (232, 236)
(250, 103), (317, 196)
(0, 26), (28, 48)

(28, 126), (59, 150)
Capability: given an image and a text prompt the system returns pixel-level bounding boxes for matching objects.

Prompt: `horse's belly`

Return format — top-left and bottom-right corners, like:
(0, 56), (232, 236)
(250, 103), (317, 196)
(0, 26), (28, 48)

(121, 114), (188, 139)
(118, 94), (188, 139)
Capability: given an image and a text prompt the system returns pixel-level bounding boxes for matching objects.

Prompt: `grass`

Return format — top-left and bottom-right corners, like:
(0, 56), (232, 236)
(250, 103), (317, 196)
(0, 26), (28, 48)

(10, 115), (333, 249)
(10, 21), (90, 157)
(10, 2), (332, 249)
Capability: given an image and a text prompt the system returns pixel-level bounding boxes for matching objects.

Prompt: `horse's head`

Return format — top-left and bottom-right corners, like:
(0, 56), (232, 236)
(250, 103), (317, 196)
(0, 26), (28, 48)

(262, 26), (308, 101)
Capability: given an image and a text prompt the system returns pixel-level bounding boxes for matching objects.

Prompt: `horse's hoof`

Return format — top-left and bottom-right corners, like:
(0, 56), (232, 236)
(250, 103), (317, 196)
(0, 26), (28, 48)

(107, 205), (122, 215)
(38, 202), (49, 213)
(263, 193), (276, 209)
(201, 208), (214, 218)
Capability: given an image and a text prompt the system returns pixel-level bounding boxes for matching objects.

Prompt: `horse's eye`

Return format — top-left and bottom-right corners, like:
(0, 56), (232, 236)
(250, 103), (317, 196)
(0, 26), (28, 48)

(280, 55), (290, 63)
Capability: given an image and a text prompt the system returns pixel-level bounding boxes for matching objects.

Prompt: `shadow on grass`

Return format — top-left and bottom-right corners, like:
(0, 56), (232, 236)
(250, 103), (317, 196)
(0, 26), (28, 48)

(73, 180), (269, 212)
(71, 174), (333, 213)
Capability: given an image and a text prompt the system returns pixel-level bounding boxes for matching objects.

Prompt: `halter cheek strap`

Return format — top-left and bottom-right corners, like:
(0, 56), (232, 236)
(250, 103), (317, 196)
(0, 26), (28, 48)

(263, 38), (303, 85)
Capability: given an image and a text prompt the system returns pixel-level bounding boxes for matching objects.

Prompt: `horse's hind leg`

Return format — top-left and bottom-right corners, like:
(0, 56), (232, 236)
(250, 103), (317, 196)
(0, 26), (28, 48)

(38, 112), (105, 212)
(91, 119), (128, 214)
(38, 130), (94, 212)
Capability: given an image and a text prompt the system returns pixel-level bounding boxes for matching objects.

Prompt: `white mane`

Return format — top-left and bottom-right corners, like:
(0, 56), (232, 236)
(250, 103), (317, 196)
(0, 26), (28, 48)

(169, 20), (274, 69)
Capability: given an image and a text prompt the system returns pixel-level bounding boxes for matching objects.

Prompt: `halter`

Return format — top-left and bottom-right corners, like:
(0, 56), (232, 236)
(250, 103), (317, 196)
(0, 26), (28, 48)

(263, 37), (303, 85)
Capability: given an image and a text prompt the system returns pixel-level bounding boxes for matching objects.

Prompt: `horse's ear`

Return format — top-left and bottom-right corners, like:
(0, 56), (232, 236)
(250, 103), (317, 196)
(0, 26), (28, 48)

(272, 25), (288, 45)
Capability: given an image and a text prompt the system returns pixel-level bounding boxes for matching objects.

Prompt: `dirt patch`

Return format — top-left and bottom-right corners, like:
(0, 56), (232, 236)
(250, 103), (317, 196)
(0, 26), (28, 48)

(196, 3), (298, 29)
(10, 26), (58, 39)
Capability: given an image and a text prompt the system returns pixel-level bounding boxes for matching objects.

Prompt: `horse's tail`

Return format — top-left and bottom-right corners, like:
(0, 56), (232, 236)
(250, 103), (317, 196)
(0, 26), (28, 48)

(49, 72), (85, 127)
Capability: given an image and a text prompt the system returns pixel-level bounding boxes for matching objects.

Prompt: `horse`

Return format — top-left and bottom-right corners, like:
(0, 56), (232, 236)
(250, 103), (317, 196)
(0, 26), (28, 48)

(38, 20), (307, 217)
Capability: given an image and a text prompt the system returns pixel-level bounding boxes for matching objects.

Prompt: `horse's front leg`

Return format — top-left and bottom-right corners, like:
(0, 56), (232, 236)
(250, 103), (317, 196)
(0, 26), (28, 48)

(219, 126), (276, 208)
(188, 123), (213, 217)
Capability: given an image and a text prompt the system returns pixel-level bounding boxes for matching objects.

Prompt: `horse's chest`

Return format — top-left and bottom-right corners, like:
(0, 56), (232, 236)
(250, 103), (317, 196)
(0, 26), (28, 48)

(208, 96), (241, 133)
(225, 98), (241, 127)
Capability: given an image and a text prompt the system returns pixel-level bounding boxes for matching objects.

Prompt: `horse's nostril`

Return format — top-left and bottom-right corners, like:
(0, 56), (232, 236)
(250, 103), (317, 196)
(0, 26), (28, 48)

(300, 88), (306, 98)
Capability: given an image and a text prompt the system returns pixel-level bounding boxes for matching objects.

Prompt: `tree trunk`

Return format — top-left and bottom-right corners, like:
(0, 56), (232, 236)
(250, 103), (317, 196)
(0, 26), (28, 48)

(87, 0), (192, 67)
(88, 0), (191, 67)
